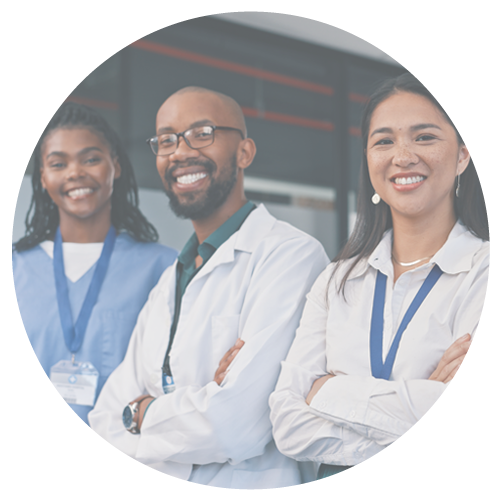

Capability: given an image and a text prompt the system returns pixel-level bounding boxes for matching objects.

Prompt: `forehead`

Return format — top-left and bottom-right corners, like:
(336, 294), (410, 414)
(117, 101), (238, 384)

(156, 92), (234, 131)
(42, 128), (108, 154)
(370, 92), (448, 129)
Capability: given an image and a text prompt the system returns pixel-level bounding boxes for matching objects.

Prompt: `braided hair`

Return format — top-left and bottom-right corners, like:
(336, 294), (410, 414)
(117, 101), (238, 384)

(14, 102), (159, 251)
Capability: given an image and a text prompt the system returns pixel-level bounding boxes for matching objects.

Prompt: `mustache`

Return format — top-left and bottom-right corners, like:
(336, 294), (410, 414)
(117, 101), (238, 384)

(165, 158), (217, 183)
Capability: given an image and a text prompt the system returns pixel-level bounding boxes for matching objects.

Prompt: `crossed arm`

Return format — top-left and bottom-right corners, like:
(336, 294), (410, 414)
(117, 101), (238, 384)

(305, 333), (471, 406)
(129, 339), (246, 432)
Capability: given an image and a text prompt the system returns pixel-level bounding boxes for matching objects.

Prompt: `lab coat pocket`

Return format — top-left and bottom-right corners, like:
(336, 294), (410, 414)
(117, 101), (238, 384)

(211, 314), (241, 372)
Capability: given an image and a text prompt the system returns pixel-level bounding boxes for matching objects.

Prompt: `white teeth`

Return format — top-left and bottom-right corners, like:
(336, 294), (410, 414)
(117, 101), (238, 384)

(67, 188), (94, 198)
(176, 173), (207, 185)
(394, 176), (425, 185)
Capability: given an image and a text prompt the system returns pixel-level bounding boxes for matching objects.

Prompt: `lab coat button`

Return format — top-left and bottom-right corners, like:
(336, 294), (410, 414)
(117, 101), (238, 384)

(349, 410), (356, 419)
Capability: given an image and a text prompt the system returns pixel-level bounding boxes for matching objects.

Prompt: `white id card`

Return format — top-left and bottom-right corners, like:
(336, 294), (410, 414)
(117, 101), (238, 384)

(50, 360), (99, 407)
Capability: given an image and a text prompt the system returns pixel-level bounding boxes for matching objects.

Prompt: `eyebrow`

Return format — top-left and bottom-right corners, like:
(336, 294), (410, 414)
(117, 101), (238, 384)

(46, 146), (103, 159)
(370, 123), (442, 138)
(157, 119), (214, 135)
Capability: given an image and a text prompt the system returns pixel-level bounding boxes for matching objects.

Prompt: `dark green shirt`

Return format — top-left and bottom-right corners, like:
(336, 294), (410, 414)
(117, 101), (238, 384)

(162, 201), (256, 376)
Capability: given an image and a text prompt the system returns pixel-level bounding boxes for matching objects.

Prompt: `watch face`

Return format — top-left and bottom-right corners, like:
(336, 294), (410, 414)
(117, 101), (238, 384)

(122, 405), (133, 429)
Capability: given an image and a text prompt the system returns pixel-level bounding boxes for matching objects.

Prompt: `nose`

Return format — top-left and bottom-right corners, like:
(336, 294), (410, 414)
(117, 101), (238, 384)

(393, 142), (419, 168)
(65, 160), (86, 180)
(167, 135), (200, 163)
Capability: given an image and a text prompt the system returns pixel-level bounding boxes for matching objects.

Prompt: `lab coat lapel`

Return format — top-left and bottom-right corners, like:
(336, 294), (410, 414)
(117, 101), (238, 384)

(188, 204), (276, 284)
(190, 240), (235, 284)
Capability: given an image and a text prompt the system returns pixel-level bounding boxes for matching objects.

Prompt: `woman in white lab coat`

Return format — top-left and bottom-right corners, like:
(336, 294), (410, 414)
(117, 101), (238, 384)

(13, 102), (177, 424)
(269, 73), (489, 479)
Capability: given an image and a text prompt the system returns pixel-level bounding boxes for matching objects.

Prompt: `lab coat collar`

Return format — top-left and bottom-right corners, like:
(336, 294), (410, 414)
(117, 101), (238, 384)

(188, 204), (276, 283)
(233, 203), (276, 252)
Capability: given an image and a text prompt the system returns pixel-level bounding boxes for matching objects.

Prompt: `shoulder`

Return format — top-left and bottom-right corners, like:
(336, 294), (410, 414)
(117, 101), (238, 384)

(243, 204), (327, 256)
(469, 236), (489, 281)
(115, 233), (178, 262)
(439, 224), (489, 276)
(12, 244), (45, 266)
(12, 245), (52, 289)
(259, 219), (329, 273)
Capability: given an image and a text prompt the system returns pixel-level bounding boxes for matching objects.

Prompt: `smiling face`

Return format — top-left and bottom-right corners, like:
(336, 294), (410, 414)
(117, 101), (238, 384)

(40, 128), (121, 226)
(155, 90), (253, 221)
(366, 91), (470, 224)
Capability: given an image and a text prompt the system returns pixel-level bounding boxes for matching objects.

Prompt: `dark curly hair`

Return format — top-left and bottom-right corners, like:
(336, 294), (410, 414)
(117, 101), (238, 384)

(14, 102), (159, 251)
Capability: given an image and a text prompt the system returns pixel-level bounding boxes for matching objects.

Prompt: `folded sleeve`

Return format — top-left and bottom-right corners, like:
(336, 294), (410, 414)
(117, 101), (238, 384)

(309, 248), (489, 446)
(92, 238), (329, 467)
(270, 267), (384, 465)
(137, 237), (328, 466)
(308, 375), (446, 447)
(271, 245), (489, 460)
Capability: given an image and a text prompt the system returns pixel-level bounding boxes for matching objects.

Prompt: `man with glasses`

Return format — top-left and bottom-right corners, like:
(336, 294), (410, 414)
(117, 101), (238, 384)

(89, 86), (328, 488)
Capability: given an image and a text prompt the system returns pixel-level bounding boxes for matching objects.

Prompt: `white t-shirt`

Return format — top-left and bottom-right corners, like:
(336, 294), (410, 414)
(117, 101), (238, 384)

(40, 241), (104, 282)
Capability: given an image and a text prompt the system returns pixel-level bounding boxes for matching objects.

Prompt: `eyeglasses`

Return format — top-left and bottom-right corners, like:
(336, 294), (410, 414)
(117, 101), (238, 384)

(146, 125), (245, 156)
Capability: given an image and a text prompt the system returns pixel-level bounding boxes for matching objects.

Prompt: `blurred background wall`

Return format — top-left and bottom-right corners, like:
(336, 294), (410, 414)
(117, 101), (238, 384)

(14, 13), (404, 258)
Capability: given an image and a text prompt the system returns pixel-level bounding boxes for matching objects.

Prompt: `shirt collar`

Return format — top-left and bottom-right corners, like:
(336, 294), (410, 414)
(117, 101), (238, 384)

(430, 221), (484, 274)
(203, 201), (256, 252)
(178, 201), (256, 267)
(177, 232), (199, 268)
(347, 221), (484, 281)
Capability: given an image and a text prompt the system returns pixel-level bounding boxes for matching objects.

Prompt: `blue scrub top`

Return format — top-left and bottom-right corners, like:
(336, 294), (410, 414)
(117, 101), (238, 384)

(13, 233), (178, 424)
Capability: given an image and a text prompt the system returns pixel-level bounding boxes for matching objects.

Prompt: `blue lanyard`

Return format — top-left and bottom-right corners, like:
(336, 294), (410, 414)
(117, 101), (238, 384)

(53, 226), (117, 355)
(370, 264), (443, 380)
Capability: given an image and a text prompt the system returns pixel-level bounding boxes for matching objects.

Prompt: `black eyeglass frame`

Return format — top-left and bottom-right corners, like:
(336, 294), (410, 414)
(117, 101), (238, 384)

(146, 125), (245, 156)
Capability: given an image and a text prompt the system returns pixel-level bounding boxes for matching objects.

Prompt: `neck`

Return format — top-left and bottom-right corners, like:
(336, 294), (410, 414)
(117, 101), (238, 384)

(58, 209), (112, 243)
(192, 195), (247, 244)
(391, 209), (456, 271)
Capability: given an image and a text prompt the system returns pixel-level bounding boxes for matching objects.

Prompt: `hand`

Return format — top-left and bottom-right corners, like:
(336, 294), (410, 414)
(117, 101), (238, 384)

(129, 394), (155, 432)
(306, 374), (335, 405)
(429, 334), (471, 384)
(213, 338), (245, 385)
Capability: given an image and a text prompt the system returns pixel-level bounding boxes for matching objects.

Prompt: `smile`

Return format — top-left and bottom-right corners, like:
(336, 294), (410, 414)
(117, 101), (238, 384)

(176, 172), (207, 185)
(392, 175), (426, 185)
(66, 187), (96, 199)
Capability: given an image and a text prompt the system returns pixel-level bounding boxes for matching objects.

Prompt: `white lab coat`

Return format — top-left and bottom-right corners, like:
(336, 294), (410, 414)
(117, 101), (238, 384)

(89, 204), (329, 489)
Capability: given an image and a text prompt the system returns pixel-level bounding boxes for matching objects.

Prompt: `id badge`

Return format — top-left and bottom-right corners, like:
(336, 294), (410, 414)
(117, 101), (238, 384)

(50, 360), (99, 407)
(162, 372), (176, 394)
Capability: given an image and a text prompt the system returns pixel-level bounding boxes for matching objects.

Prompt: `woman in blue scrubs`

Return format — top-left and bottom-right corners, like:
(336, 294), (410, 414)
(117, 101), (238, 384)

(13, 102), (178, 424)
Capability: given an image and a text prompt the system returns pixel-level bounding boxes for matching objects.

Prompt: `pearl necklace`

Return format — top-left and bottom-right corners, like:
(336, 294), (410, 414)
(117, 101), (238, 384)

(392, 254), (432, 267)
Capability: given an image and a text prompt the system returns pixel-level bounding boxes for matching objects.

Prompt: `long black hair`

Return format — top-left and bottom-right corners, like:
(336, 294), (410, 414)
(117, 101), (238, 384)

(332, 72), (488, 293)
(14, 102), (159, 251)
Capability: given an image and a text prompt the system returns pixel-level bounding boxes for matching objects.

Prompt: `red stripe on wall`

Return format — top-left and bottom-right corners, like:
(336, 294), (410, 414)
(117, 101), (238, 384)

(66, 96), (119, 110)
(349, 92), (369, 104)
(132, 39), (334, 96)
(242, 107), (334, 131)
(349, 126), (362, 137)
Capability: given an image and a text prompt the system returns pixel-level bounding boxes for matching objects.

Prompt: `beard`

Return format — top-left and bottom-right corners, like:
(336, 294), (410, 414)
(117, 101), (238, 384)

(163, 155), (239, 220)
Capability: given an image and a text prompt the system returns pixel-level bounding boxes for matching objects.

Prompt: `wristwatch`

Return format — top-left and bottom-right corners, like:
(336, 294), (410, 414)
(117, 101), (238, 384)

(123, 395), (154, 434)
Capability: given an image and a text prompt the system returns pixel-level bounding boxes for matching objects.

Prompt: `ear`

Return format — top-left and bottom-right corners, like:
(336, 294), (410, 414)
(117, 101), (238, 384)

(113, 157), (122, 180)
(40, 167), (47, 190)
(457, 144), (470, 176)
(236, 138), (257, 170)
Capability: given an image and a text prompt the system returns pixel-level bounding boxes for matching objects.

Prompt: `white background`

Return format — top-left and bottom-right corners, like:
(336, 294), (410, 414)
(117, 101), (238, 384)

(1, 1), (498, 498)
